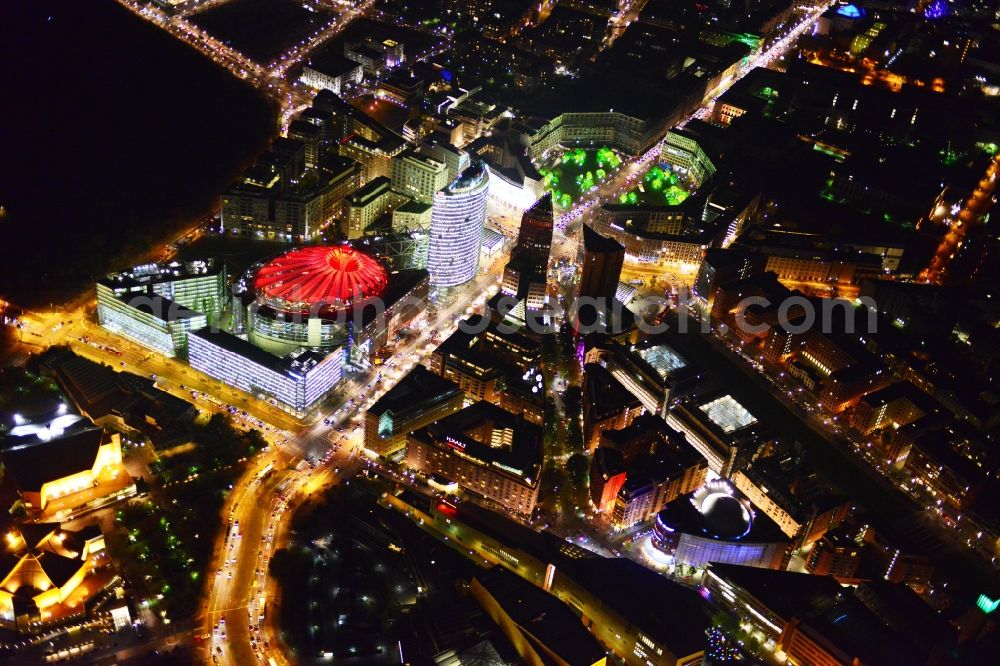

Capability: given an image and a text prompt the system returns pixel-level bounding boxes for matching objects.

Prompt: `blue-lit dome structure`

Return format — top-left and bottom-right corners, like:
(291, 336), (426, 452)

(651, 481), (791, 570)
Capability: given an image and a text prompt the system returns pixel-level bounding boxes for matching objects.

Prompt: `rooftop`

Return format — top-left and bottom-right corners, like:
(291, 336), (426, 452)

(305, 53), (361, 78)
(251, 244), (389, 313)
(1, 428), (106, 492)
(583, 224), (624, 254)
(189, 328), (333, 379)
(584, 363), (641, 420)
(100, 258), (223, 291)
(636, 343), (687, 379)
(368, 365), (462, 418)
(559, 557), (712, 659)
(706, 563), (931, 665)
(411, 401), (542, 486)
(698, 394), (757, 434)
(473, 567), (606, 665)
(657, 482), (789, 544)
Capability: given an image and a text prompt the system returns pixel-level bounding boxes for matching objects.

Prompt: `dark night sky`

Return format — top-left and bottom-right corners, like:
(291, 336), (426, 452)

(0, 0), (276, 304)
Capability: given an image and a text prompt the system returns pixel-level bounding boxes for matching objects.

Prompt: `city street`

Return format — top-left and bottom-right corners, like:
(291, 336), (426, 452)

(199, 256), (506, 665)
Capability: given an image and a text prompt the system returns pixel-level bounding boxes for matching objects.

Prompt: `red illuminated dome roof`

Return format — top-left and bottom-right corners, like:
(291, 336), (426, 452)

(252, 245), (388, 313)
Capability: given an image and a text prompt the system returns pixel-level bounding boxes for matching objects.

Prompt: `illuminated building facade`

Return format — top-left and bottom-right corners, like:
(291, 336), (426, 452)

(96, 258), (227, 357)
(419, 141), (470, 182)
(731, 455), (851, 547)
(661, 131), (717, 185)
(96, 289), (206, 359)
(527, 111), (669, 159)
(0, 523), (109, 632)
(222, 151), (360, 241)
(99, 259), (227, 323)
(188, 329), (343, 416)
(805, 527), (863, 582)
(703, 563), (955, 666)
(468, 126), (546, 218)
(586, 337), (702, 419)
(427, 162), (490, 287)
(391, 199), (433, 232)
(429, 315), (541, 405)
(666, 392), (768, 477)
(364, 366), (464, 457)
(651, 481), (791, 570)
(849, 382), (937, 435)
(590, 447), (627, 514)
(342, 176), (408, 239)
(300, 55), (363, 94)
(239, 245), (428, 359)
(339, 133), (405, 185)
(1, 429), (132, 517)
(500, 194), (553, 314)
(390, 149), (450, 203)
(406, 401), (542, 517)
(512, 193), (553, 271)
(601, 416), (710, 531)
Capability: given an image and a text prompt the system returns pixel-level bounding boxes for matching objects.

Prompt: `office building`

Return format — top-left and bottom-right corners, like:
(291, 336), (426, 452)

(512, 193), (553, 273)
(381, 492), (713, 665)
(468, 122), (546, 218)
(47, 351), (197, 449)
(602, 417), (710, 530)
(188, 329), (343, 416)
(221, 156), (360, 240)
(693, 248), (766, 305)
(97, 259), (227, 324)
(429, 315), (541, 404)
(500, 194), (553, 313)
(666, 392), (770, 476)
(406, 401), (543, 517)
(339, 133), (405, 184)
(590, 446), (627, 515)
(805, 526), (864, 582)
(703, 563), (958, 666)
(550, 558), (713, 666)
(585, 337), (703, 419)
(391, 149), (450, 203)
(419, 141), (470, 181)
(96, 289), (206, 359)
(97, 260), (226, 355)
(364, 366), (464, 457)
(579, 225), (624, 301)
(342, 176), (408, 239)
(498, 370), (545, 426)
(300, 54), (363, 94)
(731, 454), (851, 547)
(660, 130), (717, 185)
(391, 199), (432, 232)
(583, 363), (644, 453)
(288, 119), (322, 168)
(850, 382), (941, 436)
(427, 162), (491, 287)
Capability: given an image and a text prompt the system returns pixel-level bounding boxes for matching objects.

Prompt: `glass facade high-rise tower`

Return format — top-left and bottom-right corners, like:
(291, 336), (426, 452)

(427, 161), (490, 287)
(512, 193), (553, 273)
